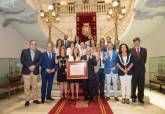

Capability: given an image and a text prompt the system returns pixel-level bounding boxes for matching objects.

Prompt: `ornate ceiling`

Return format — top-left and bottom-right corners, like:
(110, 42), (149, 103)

(0, 0), (165, 47)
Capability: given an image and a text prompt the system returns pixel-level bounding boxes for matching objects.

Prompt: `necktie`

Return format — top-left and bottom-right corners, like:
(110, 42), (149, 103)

(137, 48), (140, 57)
(49, 52), (52, 60)
(99, 52), (102, 67)
(109, 51), (112, 61)
(89, 40), (92, 47)
(31, 50), (35, 61)
(74, 56), (76, 61)
(65, 40), (67, 47)
(87, 55), (89, 61)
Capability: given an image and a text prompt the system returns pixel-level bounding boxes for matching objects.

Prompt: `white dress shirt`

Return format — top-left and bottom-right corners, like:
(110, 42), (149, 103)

(79, 48), (86, 57)
(108, 50), (113, 61)
(100, 52), (104, 68)
(47, 51), (52, 59)
(30, 49), (35, 61)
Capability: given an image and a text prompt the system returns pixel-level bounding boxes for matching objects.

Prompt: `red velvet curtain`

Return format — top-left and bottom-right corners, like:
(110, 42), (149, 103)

(76, 12), (97, 42)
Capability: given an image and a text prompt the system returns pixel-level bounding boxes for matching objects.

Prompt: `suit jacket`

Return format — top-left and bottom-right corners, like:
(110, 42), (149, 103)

(41, 52), (58, 75)
(103, 50), (118, 74)
(63, 40), (70, 48)
(117, 54), (134, 76)
(130, 47), (147, 73)
(81, 55), (97, 78)
(21, 48), (41, 75)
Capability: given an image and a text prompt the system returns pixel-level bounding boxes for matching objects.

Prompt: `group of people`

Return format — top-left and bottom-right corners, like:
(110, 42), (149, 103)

(20, 34), (147, 107)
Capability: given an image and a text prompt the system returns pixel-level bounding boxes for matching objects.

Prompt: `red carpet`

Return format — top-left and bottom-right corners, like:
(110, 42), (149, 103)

(48, 97), (113, 114)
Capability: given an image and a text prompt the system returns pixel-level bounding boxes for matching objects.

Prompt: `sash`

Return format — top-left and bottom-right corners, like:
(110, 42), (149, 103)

(118, 54), (131, 67)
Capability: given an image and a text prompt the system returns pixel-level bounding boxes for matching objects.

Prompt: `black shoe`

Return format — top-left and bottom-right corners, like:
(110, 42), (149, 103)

(122, 98), (125, 104)
(139, 100), (145, 104)
(33, 100), (41, 104)
(25, 101), (30, 107)
(100, 96), (104, 99)
(47, 97), (55, 101)
(125, 99), (130, 104)
(132, 98), (136, 102)
(105, 97), (110, 101)
(89, 97), (93, 101)
(84, 97), (89, 101)
(41, 98), (45, 104)
(100, 95), (104, 98)
(114, 97), (119, 101)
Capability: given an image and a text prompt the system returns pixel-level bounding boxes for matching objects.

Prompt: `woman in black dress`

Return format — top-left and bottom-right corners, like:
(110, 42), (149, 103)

(68, 47), (81, 100)
(57, 47), (69, 99)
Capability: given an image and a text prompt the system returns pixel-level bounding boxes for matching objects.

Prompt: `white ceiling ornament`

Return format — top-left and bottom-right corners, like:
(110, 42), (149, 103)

(134, 9), (165, 20)
(145, 0), (165, 8)
(0, 0), (26, 14)
(2, 11), (38, 27)
(1, 0), (38, 27)
(134, 0), (165, 20)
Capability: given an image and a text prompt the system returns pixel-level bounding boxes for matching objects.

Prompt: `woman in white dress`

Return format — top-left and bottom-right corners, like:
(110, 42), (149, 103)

(66, 41), (75, 56)
(68, 47), (81, 100)
(74, 35), (81, 49)
(79, 42), (86, 57)
(91, 39), (96, 53)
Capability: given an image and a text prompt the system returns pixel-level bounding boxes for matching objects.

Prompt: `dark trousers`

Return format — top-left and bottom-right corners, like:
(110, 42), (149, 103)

(41, 72), (54, 99)
(131, 71), (145, 100)
(95, 68), (105, 97)
(83, 76), (96, 99)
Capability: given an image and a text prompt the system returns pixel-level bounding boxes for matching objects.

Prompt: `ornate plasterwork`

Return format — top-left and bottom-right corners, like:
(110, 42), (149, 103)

(145, 0), (165, 8)
(0, 0), (37, 27)
(134, 0), (165, 20)
(0, 0), (26, 13)
(134, 9), (165, 20)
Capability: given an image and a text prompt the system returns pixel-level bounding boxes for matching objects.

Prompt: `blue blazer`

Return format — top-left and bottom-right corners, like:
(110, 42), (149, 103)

(103, 50), (118, 74)
(21, 48), (41, 75)
(41, 52), (58, 75)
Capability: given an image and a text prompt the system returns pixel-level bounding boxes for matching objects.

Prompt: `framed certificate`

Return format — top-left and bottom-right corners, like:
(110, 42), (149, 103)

(66, 61), (88, 80)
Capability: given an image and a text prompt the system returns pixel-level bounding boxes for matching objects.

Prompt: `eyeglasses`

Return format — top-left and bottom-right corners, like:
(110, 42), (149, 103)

(30, 43), (37, 46)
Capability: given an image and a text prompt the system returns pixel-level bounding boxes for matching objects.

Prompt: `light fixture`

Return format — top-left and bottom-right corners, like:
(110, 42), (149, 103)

(48, 5), (54, 11)
(112, 1), (119, 7)
(52, 12), (56, 16)
(119, 14), (123, 19)
(107, 15), (111, 19)
(40, 4), (60, 43)
(109, 9), (113, 15)
(121, 8), (125, 14)
(40, 12), (44, 17)
(56, 17), (60, 21)
(107, 0), (126, 49)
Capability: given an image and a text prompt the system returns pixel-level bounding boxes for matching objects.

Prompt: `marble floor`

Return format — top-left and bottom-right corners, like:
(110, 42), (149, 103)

(0, 89), (165, 114)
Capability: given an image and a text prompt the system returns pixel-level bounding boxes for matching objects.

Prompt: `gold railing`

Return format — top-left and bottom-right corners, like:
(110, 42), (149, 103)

(58, 3), (112, 15)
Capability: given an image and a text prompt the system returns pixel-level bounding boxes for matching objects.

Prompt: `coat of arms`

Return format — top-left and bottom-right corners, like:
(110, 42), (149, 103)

(82, 23), (91, 37)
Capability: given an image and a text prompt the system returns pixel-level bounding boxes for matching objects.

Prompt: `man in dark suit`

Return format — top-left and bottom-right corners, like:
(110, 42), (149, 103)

(40, 42), (58, 103)
(130, 37), (147, 103)
(81, 47), (97, 101)
(63, 34), (70, 48)
(21, 40), (41, 107)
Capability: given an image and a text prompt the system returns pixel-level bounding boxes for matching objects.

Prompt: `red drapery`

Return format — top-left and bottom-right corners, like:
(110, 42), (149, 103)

(76, 12), (97, 42)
